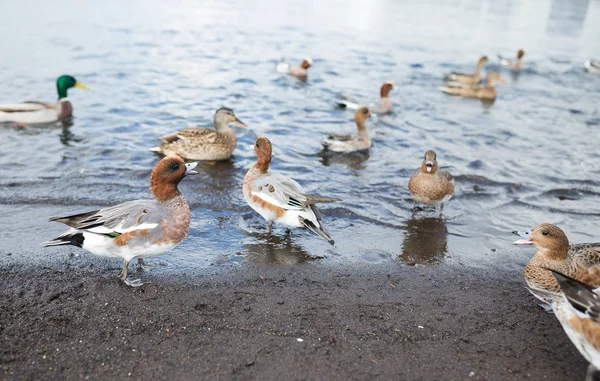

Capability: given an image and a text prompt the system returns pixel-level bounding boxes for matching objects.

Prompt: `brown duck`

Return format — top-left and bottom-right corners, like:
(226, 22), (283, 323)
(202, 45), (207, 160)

(440, 71), (505, 100)
(408, 150), (455, 209)
(443, 56), (488, 84)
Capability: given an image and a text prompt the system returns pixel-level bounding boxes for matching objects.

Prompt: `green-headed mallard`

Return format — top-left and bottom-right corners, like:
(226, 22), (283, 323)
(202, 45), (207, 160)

(439, 71), (505, 100)
(444, 56), (488, 84)
(0, 75), (88, 124)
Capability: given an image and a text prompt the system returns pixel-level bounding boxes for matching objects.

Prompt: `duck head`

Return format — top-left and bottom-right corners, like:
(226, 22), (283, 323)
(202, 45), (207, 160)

(421, 150), (438, 174)
(512, 224), (570, 259)
(254, 136), (272, 173)
(56, 75), (88, 100)
(214, 107), (247, 130)
(517, 49), (525, 59)
(300, 57), (312, 69)
(150, 155), (198, 201)
(380, 81), (394, 98)
(354, 106), (371, 127)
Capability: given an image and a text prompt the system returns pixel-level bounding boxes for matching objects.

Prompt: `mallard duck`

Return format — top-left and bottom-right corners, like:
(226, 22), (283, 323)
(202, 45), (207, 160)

(512, 224), (600, 305)
(443, 56), (488, 84)
(243, 136), (341, 244)
(276, 57), (312, 80)
(439, 71), (505, 100)
(498, 49), (525, 71)
(322, 107), (372, 153)
(150, 107), (247, 161)
(0, 75), (88, 124)
(585, 60), (600, 74)
(408, 150), (455, 209)
(336, 81), (394, 114)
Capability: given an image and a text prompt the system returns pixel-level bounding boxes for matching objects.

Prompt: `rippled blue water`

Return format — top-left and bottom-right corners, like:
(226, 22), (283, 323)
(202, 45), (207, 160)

(0, 0), (599, 273)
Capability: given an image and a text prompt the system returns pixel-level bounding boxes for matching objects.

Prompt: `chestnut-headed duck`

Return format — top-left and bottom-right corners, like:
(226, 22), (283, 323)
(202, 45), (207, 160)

(150, 107), (247, 161)
(322, 107), (372, 153)
(276, 57), (312, 80)
(513, 224), (600, 304)
(498, 49), (525, 71)
(42, 155), (198, 287)
(440, 71), (505, 100)
(408, 150), (454, 209)
(243, 136), (341, 244)
(336, 81), (394, 115)
(0, 75), (88, 124)
(443, 56), (488, 84)
(543, 270), (600, 378)
(585, 60), (600, 74)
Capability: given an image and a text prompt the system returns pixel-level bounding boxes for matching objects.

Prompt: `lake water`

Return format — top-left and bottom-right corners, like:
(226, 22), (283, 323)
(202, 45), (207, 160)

(0, 0), (599, 274)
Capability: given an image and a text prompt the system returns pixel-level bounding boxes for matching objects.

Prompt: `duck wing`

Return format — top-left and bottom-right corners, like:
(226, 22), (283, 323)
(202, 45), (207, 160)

(0, 101), (53, 113)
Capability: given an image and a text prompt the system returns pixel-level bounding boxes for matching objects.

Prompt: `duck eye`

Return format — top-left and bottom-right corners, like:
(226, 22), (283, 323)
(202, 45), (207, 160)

(170, 162), (180, 171)
(542, 231), (549, 236)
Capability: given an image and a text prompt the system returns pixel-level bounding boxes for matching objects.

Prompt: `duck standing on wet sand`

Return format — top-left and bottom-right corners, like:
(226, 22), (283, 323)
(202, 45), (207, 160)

(498, 49), (525, 71)
(0, 75), (88, 124)
(243, 136), (341, 244)
(150, 107), (247, 161)
(547, 270), (600, 381)
(513, 224), (600, 305)
(276, 57), (312, 80)
(443, 56), (488, 84)
(408, 150), (454, 210)
(336, 81), (394, 114)
(439, 71), (505, 100)
(322, 107), (372, 153)
(41, 155), (198, 287)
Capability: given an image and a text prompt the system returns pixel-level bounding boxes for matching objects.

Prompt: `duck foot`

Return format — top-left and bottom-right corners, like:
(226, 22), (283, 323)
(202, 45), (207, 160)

(538, 303), (554, 314)
(137, 258), (148, 270)
(266, 221), (273, 234)
(123, 278), (144, 287)
(585, 364), (600, 381)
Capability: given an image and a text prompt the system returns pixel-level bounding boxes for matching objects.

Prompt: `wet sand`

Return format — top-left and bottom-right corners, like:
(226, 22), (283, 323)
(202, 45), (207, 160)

(0, 261), (586, 380)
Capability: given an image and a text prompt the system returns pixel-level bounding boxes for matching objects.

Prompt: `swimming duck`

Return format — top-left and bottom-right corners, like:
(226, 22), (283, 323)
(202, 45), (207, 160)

(42, 155), (198, 287)
(0, 75), (88, 124)
(546, 270), (600, 380)
(243, 136), (341, 244)
(439, 71), (505, 100)
(585, 60), (600, 74)
(336, 81), (394, 114)
(322, 107), (372, 153)
(513, 224), (600, 304)
(498, 49), (525, 71)
(408, 150), (454, 209)
(443, 56), (488, 84)
(150, 107), (247, 161)
(276, 57), (312, 80)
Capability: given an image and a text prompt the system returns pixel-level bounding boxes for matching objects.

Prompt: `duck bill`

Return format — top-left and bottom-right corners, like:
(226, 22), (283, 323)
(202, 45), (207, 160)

(75, 81), (89, 90)
(426, 162), (433, 173)
(185, 162), (199, 176)
(497, 77), (506, 84)
(233, 117), (247, 127)
(512, 231), (532, 245)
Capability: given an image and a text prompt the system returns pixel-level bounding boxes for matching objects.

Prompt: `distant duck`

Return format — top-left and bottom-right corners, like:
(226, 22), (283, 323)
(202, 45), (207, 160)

(439, 71), (505, 100)
(0, 75), (88, 124)
(443, 56), (488, 84)
(512, 224), (600, 305)
(243, 136), (341, 244)
(150, 107), (247, 161)
(336, 81), (394, 114)
(408, 150), (455, 209)
(498, 49), (525, 71)
(547, 270), (600, 380)
(585, 60), (600, 74)
(322, 107), (372, 153)
(276, 57), (312, 80)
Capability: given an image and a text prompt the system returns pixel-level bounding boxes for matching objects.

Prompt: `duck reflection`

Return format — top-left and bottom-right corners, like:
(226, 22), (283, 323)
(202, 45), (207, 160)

(319, 150), (370, 170)
(400, 215), (448, 264)
(243, 232), (320, 265)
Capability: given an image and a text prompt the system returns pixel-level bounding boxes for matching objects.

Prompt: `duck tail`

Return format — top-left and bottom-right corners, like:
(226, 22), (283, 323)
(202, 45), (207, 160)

(41, 231), (84, 248)
(336, 100), (359, 110)
(550, 269), (599, 316)
(276, 61), (290, 73)
(443, 73), (457, 81)
(439, 86), (461, 95)
(300, 216), (334, 245)
(305, 194), (342, 204)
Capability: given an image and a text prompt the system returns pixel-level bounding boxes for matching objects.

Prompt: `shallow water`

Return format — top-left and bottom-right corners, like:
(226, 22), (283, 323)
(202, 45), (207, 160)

(0, 0), (599, 273)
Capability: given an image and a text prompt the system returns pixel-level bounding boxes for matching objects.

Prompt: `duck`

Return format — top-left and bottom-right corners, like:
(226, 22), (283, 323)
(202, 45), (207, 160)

(585, 60), (600, 74)
(41, 155), (198, 287)
(322, 107), (372, 153)
(276, 57), (312, 80)
(0, 75), (88, 124)
(150, 107), (247, 161)
(439, 71), (505, 100)
(513, 224), (600, 304)
(443, 56), (488, 84)
(544, 270), (600, 380)
(243, 136), (341, 244)
(498, 49), (525, 71)
(408, 150), (454, 209)
(336, 81), (394, 114)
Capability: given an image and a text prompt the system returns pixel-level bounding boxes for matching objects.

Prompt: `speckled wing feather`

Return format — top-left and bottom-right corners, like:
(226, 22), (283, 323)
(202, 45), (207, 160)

(572, 244), (600, 267)
(552, 270), (600, 322)
(159, 127), (222, 144)
(439, 169), (454, 182)
(250, 172), (308, 210)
